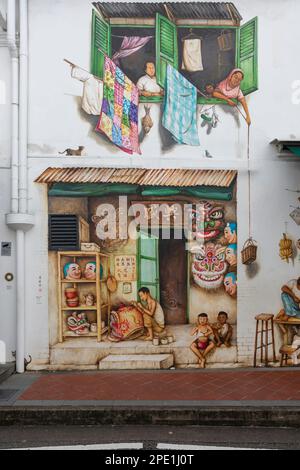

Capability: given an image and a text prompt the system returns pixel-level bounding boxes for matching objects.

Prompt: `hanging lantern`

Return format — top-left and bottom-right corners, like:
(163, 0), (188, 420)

(279, 233), (293, 263)
(241, 237), (257, 265)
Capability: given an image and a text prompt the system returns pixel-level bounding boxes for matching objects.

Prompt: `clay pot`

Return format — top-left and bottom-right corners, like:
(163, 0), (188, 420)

(66, 297), (79, 307)
(65, 288), (78, 299)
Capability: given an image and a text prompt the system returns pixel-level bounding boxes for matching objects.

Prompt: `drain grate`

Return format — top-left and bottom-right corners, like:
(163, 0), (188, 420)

(0, 390), (19, 401)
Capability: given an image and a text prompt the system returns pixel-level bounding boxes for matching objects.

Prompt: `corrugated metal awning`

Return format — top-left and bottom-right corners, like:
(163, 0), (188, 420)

(93, 2), (242, 21)
(35, 167), (237, 188)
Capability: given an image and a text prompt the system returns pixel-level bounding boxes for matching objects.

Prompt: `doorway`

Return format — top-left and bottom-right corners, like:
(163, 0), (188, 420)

(159, 237), (187, 325)
(138, 230), (187, 326)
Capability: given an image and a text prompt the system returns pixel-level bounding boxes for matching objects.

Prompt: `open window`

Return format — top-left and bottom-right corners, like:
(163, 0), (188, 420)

(91, 7), (258, 103)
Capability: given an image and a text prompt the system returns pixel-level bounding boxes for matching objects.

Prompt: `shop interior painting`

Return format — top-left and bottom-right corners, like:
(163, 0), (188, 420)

(46, 170), (237, 369)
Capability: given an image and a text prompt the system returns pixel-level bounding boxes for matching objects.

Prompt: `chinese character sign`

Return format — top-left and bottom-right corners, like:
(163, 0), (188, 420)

(114, 255), (137, 281)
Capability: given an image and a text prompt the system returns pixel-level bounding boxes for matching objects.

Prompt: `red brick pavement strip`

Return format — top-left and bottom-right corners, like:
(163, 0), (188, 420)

(17, 370), (300, 402)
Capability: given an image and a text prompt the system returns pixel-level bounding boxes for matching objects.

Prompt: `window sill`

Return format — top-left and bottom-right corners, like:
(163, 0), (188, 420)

(139, 96), (237, 105)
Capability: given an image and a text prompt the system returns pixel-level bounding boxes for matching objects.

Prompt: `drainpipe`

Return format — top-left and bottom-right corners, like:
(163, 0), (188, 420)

(7, 0), (19, 214)
(19, 0), (28, 215)
(6, 0), (34, 373)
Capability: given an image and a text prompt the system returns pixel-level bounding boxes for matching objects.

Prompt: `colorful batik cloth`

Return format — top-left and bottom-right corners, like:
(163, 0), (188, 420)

(96, 56), (141, 154)
(162, 63), (200, 146)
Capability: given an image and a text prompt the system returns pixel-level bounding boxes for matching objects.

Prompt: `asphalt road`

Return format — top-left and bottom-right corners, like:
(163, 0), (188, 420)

(0, 425), (299, 450)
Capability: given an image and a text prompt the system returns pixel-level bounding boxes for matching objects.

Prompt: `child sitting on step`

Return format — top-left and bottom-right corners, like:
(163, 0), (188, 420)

(190, 313), (215, 368)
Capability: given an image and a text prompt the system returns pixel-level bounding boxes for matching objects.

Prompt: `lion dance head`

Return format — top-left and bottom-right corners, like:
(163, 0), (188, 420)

(192, 243), (228, 290)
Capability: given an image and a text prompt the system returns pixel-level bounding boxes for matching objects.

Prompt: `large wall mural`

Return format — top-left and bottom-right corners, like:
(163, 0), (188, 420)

(48, 174), (237, 369)
(65, 2), (258, 154)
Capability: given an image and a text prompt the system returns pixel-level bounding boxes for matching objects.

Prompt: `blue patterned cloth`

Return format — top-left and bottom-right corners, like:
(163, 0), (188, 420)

(162, 64), (200, 146)
(281, 293), (300, 318)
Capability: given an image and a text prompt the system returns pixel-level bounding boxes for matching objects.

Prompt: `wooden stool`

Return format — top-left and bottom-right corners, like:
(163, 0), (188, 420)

(279, 345), (299, 366)
(253, 314), (276, 367)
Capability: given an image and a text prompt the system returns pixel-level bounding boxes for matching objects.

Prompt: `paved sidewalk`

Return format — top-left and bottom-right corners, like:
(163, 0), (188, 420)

(14, 369), (300, 402)
(1, 369), (300, 426)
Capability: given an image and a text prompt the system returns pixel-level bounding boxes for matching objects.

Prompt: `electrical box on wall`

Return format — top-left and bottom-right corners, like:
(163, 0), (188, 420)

(1, 242), (12, 256)
(48, 215), (90, 251)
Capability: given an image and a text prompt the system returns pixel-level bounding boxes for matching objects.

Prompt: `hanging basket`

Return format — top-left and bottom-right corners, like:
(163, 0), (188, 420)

(217, 30), (233, 52)
(241, 238), (257, 265)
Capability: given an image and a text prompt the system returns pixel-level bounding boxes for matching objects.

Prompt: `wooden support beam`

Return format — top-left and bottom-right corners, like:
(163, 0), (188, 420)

(164, 4), (175, 23)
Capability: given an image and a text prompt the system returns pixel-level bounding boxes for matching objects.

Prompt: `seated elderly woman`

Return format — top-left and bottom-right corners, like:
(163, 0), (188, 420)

(209, 68), (251, 126)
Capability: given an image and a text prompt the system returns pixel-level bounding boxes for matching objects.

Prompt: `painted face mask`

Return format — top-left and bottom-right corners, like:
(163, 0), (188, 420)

(63, 263), (82, 280)
(84, 262), (97, 280)
(190, 201), (225, 242)
(225, 244), (237, 267)
(224, 222), (237, 244)
(192, 243), (228, 290)
(83, 262), (103, 280)
(224, 272), (237, 297)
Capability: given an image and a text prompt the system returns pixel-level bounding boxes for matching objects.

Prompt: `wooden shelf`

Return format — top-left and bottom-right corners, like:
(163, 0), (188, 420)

(63, 331), (98, 337)
(63, 326), (108, 337)
(62, 307), (98, 311)
(60, 251), (105, 256)
(62, 304), (108, 311)
(58, 251), (111, 343)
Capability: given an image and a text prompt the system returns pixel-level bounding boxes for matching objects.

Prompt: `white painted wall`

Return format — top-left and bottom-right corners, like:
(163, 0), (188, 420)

(0, 47), (11, 168)
(0, 170), (16, 363)
(0, 0), (300, 365)
(0, 1), (15, 362)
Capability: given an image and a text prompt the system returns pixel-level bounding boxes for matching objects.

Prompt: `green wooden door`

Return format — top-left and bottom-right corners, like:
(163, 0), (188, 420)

(138, 232), (160, 301)
(238, 17), (258, 95)
(91, 10), (111, 79)
(156, 13), (178, 88)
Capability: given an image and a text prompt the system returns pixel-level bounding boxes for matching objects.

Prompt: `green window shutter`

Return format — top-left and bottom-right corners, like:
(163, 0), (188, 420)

(238, 17), (258, 95)
(91, 10), (111, 79)
(138, 232), (160, 301)
(156, 13), (178, 88)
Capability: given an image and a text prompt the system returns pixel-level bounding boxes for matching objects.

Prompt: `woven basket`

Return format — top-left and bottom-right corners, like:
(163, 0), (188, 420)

(217, 30), (233, 51)
(241, 238), (257, 265)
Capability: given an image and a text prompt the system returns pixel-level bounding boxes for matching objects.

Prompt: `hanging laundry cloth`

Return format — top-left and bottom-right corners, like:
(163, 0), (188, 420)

(182, 38), (204, 72)
(112, 36), (153, 65)
(162, 64), (200, 146)
(71, 66), (103, 115)
(96, 56), (141, 155)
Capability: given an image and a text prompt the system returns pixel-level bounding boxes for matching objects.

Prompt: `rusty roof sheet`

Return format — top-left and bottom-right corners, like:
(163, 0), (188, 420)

(93, 2), (242, 21)
(35, 167), (237, 187)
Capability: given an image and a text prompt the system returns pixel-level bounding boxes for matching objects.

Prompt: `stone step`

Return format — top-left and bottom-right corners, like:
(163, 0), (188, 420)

(99, 354), (174, 370)
(0, 363), (15, 385)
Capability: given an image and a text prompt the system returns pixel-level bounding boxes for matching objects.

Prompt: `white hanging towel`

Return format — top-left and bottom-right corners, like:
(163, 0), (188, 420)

(181, 38), (204, 72)
(71, 66), (103, 115)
